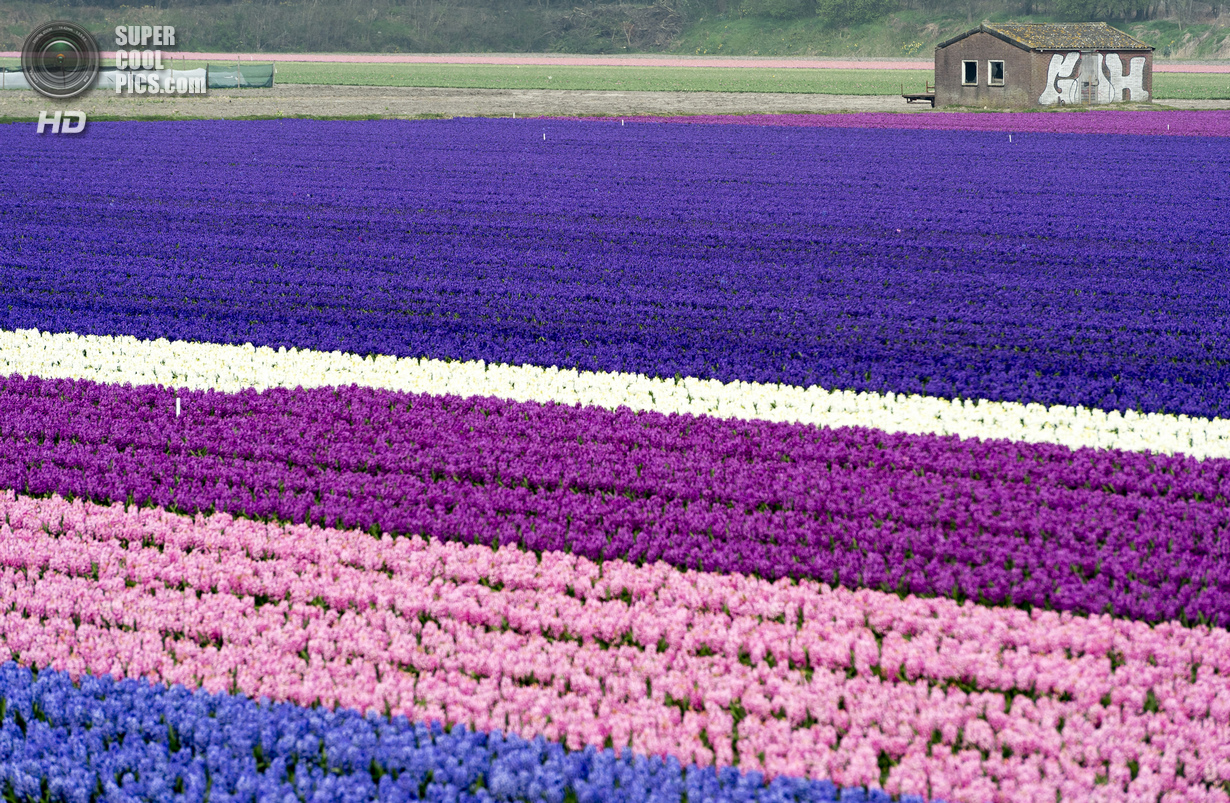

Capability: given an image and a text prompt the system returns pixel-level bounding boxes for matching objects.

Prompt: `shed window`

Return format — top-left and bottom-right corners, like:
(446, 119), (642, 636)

(962, 60), (977, 86)
(989, 60), (1005, 86)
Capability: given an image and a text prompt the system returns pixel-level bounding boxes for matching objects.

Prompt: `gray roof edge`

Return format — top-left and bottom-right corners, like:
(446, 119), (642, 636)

(934, 25), (981, 50)
(936, 22), (1155, 52)
(935, 24), (1032, 52)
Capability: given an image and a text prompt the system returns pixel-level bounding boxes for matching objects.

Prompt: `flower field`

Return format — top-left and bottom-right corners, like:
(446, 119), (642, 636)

(1, 115), (1229, 802)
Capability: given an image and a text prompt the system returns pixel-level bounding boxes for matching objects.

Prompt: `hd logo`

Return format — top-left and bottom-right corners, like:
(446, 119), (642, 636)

(35, 110), (87, 134)
(21, 20), (97, 134)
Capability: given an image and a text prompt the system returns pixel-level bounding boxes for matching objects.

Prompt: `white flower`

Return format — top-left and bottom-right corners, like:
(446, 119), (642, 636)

(3, 327), (1229, 460)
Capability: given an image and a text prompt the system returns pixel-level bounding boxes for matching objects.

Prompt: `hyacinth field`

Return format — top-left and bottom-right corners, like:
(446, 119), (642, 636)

(1, 111), (1229, 803)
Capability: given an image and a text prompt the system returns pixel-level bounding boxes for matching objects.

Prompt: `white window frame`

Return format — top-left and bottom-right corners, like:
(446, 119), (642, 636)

(988, 60), (1005, 86)
(961, 60), (978, 86)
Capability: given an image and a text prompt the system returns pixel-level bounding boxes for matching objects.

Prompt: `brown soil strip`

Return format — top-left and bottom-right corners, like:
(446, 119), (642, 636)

(2, 84), (1225, 122)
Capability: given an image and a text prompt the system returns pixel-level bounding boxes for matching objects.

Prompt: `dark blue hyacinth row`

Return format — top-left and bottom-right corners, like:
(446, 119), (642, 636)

(2, 119), (1229, 417)
(0, 663), (921, 803)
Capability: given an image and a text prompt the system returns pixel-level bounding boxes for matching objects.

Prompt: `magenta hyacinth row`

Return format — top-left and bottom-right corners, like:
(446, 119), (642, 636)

(582, 110), (1230, 137)
(2, 492), (1229, 803)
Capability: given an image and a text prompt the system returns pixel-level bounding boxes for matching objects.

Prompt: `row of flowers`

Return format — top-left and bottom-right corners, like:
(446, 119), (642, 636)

(0, 664), (885, 803)
(583, 111), (1230, 137)
(3, 492), (1230, 802)
(4, 373), (1230, 625)
(4, 328), (1229, 461)
(5, 118), (1230, 418)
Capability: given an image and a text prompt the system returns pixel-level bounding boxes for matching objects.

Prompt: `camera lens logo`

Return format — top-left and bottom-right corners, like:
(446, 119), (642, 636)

(21, 21), (100, 99)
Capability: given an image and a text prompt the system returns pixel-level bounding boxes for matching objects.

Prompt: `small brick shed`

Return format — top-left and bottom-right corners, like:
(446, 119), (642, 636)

(934, 22), (1153, 108)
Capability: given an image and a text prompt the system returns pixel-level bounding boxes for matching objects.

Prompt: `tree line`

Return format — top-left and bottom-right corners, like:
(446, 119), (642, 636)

(4, 0), (1223, 53)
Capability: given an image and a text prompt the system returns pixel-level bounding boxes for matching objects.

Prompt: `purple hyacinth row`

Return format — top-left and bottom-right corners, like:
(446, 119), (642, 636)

(579, 110), (1230, 137)
(4, 374), (1230, 626)
(3, 119), (1230, 417)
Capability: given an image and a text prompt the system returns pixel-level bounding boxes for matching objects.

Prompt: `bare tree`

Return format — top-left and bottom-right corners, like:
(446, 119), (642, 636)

(1171, 0), (1195, 29)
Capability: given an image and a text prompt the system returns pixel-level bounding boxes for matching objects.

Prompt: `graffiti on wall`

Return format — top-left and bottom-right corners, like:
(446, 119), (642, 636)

(1039, 52), (1148, 105)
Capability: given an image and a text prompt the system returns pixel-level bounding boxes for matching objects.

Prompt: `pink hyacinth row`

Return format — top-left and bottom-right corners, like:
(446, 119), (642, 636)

(2, 492), (1230, 803)
(585, 110), (1230, 137)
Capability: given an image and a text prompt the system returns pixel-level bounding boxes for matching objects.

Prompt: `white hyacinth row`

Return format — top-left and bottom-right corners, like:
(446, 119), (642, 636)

(3, 326), (1228, 460)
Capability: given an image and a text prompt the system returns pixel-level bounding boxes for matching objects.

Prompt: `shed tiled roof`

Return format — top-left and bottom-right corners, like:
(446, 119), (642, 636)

(981, 22), (1152, 50)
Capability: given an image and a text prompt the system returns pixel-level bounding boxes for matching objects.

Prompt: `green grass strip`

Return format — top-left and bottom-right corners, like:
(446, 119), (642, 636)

(268, 62), (934, 95)
(2, 58), (1227, 97)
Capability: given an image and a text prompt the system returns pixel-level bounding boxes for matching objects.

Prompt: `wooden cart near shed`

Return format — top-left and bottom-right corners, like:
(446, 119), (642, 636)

(901, 81), (936, 107)
(931, 22), (1153, 109)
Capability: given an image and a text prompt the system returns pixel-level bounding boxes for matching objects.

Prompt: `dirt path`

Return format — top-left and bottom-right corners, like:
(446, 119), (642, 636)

(3, 84), (1226, 122)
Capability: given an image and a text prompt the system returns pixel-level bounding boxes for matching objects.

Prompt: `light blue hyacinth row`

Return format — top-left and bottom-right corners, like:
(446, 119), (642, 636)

(0, 663), (936, 803)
